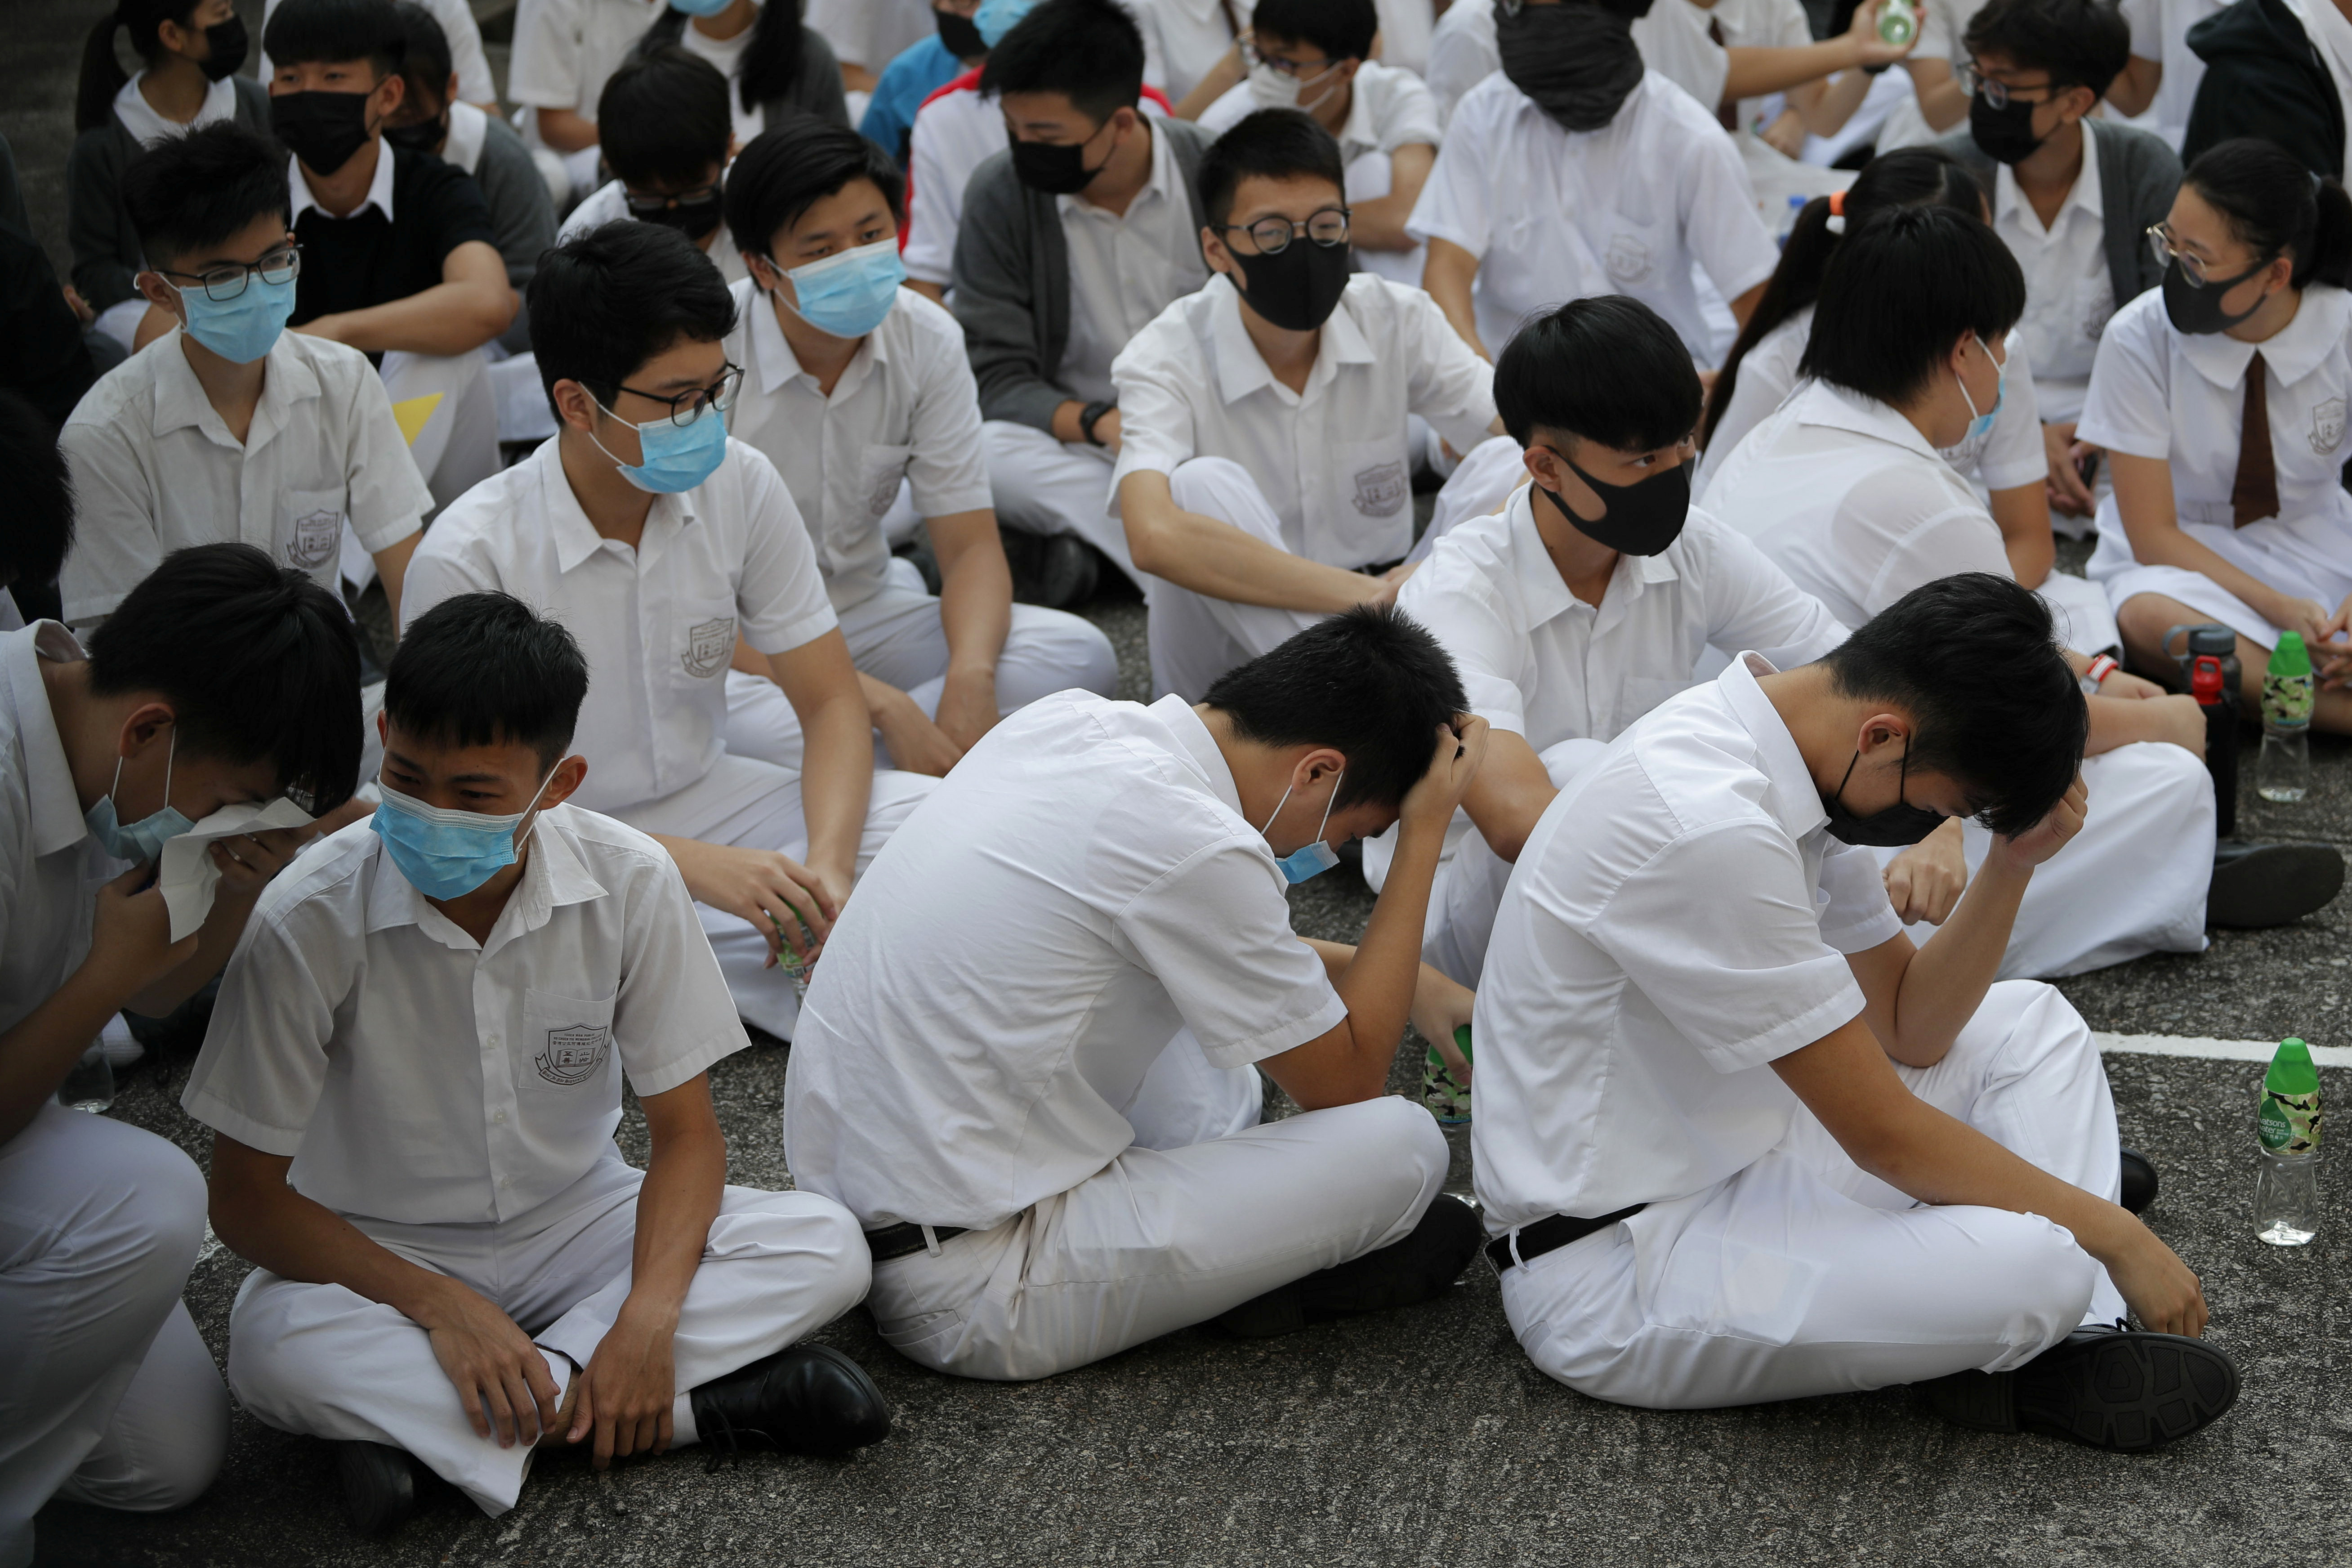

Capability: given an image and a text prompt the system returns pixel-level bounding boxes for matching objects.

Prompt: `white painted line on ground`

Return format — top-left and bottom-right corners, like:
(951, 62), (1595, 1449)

(2094, 1032), (2352, 1068)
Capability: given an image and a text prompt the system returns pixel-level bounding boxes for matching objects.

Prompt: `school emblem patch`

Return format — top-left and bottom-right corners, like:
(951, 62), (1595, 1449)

(2312, 397), (2346, 455)
(1603, 234), (1653, 284)
(1352, 460), (1409, 518)
(286, 509), (341, 570)
(536, 1023), (608, 1086)
(865, 469), (902, 519)
(681, 616), (734, 678)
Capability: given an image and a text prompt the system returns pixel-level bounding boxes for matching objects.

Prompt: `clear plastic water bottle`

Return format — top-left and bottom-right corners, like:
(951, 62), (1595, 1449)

(769, 909), (818, 1002)
(1423, 1024), (1473, 1125)
(2254, 1036), (2321, 1246)
(1878, 0), (1919, 46)
(2257, 632), (2314, 803)
(57, 1043), (114, 1113)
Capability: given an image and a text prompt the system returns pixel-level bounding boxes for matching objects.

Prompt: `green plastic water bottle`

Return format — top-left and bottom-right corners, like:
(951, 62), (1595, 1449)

(2254, 1037), (2321, 1246)
(2256, 632), (2314, 803)
(1878, 0), (1918, 46)
(1423, 1024), (1473, 1125)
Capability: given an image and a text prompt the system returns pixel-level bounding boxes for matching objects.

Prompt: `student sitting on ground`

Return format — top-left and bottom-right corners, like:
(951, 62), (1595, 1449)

(1702, 203), (2341, 969)
(187, 592), (888, 1537)
(2, 542), (363, 1562)
(402, 221), (935, 1044)
(507, 0), (665, 201)
(861, 0), (990, 166)
(558, 47), (750, 286)
(717, 118), (1116, 780)
(62, 122), (433, 630)
(1471, 571), (2239, 1451)
(1113, 109), (1500, 701)
(897, 0), (1048, 301)
(1381, 296), (1846, 984)
(633, 0), (850, 151)
(784, 608), (1491, 1380)
(2090, 138), (2352, 733)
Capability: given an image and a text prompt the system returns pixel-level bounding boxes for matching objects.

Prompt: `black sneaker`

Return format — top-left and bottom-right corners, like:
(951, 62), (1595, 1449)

(2120, 1147), (2159, 1215)
(2207, 840), (2344, 927)
(335, 1439), (415, 1537)
(1000, 527), (1099, 609)
(1214, 1195), (1485, 1339)
(689, 1344), (891, 1470)
(1919, 1327), (2239, 1452)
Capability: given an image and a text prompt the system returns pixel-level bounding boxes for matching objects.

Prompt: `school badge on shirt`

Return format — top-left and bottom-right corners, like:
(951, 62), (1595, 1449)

(536, 1023), (610, 1086)
(682, 616), (735, 678)
(1352, 460), (1409, 518)
(286, 509), (342, 570)
(1604, 234), (1653, 285)
(2311, 397), (2346, 456)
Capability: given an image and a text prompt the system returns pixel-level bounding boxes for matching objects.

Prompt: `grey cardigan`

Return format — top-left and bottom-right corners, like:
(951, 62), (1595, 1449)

(67, 75), (273, 313)
(950, 117), (1213, 432)
(1937, 121), (2183, 310)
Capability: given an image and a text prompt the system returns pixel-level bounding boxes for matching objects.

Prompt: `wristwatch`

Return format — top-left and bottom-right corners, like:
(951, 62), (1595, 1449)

(1079, 400), (1116, 447)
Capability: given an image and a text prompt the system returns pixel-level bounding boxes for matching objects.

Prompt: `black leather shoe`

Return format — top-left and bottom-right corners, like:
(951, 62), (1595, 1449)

(335, 1439), (415, 1537)
(2120, 1147), (2159, 1215)
(1214, 1195), (1485, 1339)
(1919, 1327), (2238, 1452)
(1001, 528), (1099, 609)
(689, 1344), (891, 1469)
(2208, 840), (2344, 928)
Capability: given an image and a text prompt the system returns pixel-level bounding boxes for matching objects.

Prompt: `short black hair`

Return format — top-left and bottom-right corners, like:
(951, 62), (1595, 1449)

(0, 391), (74, 590)
(598, 46), (732, 190)
(981, 0), (1146, 124)
(85, 543), (362, 812)
(724, 116), (905, 257)
(1962, 0), (2131, 98)
(1200, 108), (1348, 228)
(385, 593), (589, 767)
(2187, 137), (2352, 291)
(390, 0), (452, 104)
(1799, 205), (2026, 406)
(122, 121), (294, 269)
(1821, 573), (2085, 837)
(528, 221), (738, 411)
(1203, 605), (1468, 813)
(1497, 296), (1701, 453)
(262, 0), (406, 76)
(1250, 0), (1379, 63)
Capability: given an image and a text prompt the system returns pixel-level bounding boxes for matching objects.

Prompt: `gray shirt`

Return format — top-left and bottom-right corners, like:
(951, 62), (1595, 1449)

(1937, 121), (2182, 317)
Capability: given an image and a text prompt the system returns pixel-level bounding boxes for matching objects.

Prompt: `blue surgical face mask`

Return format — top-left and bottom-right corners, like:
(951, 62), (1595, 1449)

(85, 732), (196, 863)
(668, 0), (735, 15)
(371, 770), (557, 901)
(177, 274), (296, 365)
(1957, 332), (2008, 446)
(1260, 768), (1343, 885)
(974, 0), (1042, 47)
(588, 398), (730, 494)
(774, 238), (908, 340)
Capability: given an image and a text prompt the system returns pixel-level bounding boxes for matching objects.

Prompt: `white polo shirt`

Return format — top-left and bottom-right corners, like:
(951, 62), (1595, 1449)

(1398, 487), (1847, 750)
(1058, 118), (1212, 408)
(1701, 378), (2013, 629)
(1110, 272), (1497, 568)
(1407, 71), (1776, 360)
(1470, 652), (1906, 1229)
(902, 80), (1000, 287)
(60, 330), (433, 621)
(557, 180), (750, 285)
(721, 278), (993, 612)
(183, 806), (745, 1226)
(1992, 119), (2113, 422)
(401, 437), (839, 815)
(782, 690), (1346, 1231)
(509, 0), (659, 125)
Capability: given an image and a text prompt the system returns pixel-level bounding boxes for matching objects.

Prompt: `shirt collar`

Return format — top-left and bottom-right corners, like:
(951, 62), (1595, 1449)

(1058, 116), (1172, 220)
(1151, 693), (1247, 820)
(151, 328), (322, 444)
(4, 623), (94, 858)
(536, 435), (701, 573)
(1791, 378), (1944, 463)
(1204, 272), (1372, 404)
(1715, 650), (1830, 841)
(2176, 282), (2352, 389)
(1504, 482), (1683, 630)
(1334, 70), (1379, 161)
(362, 807), (609, 947)
(1995, 116), (2101, 232)
(745, 276), (885, 399)
(289, 139), (395, 224)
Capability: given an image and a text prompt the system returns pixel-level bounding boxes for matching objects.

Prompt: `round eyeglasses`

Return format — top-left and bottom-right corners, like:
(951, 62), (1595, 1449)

(2146, 223), (2271, 289)
(614, 364), (745, 427)
(1957, 62), (2053, 112)
(1214, 207), (1352, 255)
(158, 242), (302, 302)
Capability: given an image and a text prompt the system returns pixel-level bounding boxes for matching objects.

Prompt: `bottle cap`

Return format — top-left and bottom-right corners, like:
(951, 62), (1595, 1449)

(1453, 1023), (1473, 1064)
(2259, 1038), (2322, 1153)
(2268, 1037), (2320, 1094)
(2272, 632), (2312, 677)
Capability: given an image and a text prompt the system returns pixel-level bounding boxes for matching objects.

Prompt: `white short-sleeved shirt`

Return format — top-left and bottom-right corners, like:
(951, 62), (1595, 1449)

(806, 0), (933, 68)
(1059, 119), (1213, 408)
(401, 437), (839, 814)
(1992, 118), (2113, 421)
(1131, 0), (1241, 103)
(1701, 378), (2014, 629)
(1695, 0), (1816, 130)
(722, 279), (992, 612)
(1422, 0), (1731, 131)
(1110, 272), (1498, 568)
(61, 331), (433, 622)
(1692, 306), (2047, 496)
(509, 0), (660, 124)
(110, 71), (238, 148)
(902, 81), (1000, 286)
(1374, 0), (1437, 76)
(558, 180), (751, 285)
(1407, 71), (1776, 361)
(782, 690), (1348, 1231)
(263, 0), (497, 107)
(678, 21), (767, 146)
(1398, 486), (1848, 750)
(1197, 59), (1442, 159)
(2120, 0), (2225, 147)
(1470, 652), (1906, 1228)
(183, 807), (746, 1227)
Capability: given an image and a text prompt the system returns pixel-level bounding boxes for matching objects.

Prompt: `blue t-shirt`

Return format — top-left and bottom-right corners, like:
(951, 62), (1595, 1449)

(861, 35), (964, 167)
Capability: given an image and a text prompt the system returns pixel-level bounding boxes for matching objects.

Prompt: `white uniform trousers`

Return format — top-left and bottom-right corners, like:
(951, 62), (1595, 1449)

(0, 1106), (228, 1568)
(608, 753), (937, 1038)
(226, 1154), (870, 1517)
(982, 420), (1145, 588)
(378, 348), (501, 514)
(723, 558), (1118, 775)
(1500, 980), (2129, 1410)
(868, 1094), (1447, 1382)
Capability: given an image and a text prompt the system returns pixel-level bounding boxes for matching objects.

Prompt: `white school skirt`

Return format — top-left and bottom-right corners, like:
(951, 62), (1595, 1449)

(2089, 487), (2352, 649)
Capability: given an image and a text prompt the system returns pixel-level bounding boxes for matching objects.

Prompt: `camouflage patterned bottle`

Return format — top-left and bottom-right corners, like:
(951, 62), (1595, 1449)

(1423, 1025), (1473, 1125)
(2254, 1037), (2321, 1246)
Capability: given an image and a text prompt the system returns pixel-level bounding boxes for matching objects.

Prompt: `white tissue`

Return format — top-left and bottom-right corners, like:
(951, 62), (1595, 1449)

(158, 797), (317, 940)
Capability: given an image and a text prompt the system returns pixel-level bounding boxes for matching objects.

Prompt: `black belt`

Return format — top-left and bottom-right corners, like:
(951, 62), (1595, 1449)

(865, 1221), (968, 1263)
(1485, 1205), (1645, 1272)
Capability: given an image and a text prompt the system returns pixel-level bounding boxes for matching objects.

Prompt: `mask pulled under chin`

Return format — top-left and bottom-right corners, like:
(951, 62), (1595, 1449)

(1228, 239), (1352, 332)
(1496, 0), (1644, 133)
(1537, 451), (1691, 556)
(1820, 749), (1947, 847)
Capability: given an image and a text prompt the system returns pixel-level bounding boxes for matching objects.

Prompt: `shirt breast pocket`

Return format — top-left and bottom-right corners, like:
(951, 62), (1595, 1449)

(278, 486), (349, 576)
(856, 444), (912, 523)
(519, 987), (619, 1099)
(674, 594), (737, 682)
(1336, 437), (1414, 564)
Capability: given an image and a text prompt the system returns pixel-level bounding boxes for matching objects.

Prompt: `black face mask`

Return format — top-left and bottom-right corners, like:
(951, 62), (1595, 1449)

(272, 89), (374, 176)
(1821, 746), (1947, 847)
(1010, 126), (1110, 195)
(2161, 255), (2273, 336)
(199, 16), (249, 81)
(936, 6), (986, 59)
(1967, 91), (2045, 166)
(1495, 0), (1643, 134)
(1227, 238), (1352, 332)
(637, 193), (726, 243)
(384, 108), (448, 154)
(1536, 450), (1692, 557)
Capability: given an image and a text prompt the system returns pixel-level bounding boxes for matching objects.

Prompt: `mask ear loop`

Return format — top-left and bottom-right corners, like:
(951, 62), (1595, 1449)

(584, 393), (649, 473)
(111, 724), (177, 818)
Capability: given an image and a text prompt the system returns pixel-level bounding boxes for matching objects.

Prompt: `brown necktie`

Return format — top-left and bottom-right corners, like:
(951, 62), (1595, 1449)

(2231, 350), (2280, 527)
(1708, 18), (1739, 131)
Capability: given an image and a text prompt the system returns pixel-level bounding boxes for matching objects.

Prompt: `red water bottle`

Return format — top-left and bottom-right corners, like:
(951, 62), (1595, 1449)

(2192, 653), (2238, 836)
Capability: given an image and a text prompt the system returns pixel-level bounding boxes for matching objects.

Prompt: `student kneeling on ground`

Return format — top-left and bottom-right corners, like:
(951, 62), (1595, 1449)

(784, 607), (1491, 1380)
(186, 593), (888, 1536)
(1473, 572), (2239, 1451)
